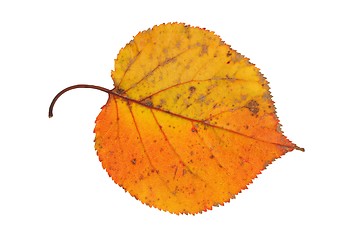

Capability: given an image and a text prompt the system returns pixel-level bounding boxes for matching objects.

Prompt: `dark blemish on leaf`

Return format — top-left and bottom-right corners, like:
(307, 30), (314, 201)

(191, 126), (198, 133)
(151, 169), (159, 174)
(163, 57), (177, 65)
(142, 98), (154, 107)
(209, 155), (214, 159)
(115, 88), (125, 94)
(197, 94), (206, 103)
(200, 44), (208, 56)
(262, 92), (271, 100)
(173, 166), (178, 180)
(159, 98), (166, 106)
(188, 86), (196, 99)
(226, 51), (232, 57)
(245, 100), (259, 115)
(131, 158), (136, 165)
(234, 53), (244, 62)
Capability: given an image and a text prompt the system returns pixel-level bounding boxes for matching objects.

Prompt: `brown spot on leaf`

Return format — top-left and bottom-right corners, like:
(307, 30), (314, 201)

(262, 92), (271, 100)
(115, 88), (125, 95)
(200, 44), (208, 56)
(197, 94), (206, 103)
(245, 100), (259, 115)
(141, 98), (153, 107)
(191, 126), (198, 133)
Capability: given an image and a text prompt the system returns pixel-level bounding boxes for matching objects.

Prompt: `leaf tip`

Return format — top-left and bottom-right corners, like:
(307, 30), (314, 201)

(295, 145), (305, 152)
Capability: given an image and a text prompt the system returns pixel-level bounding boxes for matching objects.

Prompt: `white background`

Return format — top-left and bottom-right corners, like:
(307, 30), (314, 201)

(1, 0), (359, 239)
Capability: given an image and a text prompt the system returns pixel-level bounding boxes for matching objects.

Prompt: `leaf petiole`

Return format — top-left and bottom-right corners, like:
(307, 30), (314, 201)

(48, 84), (118, 118)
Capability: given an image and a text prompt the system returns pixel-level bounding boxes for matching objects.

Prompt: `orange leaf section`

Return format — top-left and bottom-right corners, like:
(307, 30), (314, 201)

(94, 23), (299, 214)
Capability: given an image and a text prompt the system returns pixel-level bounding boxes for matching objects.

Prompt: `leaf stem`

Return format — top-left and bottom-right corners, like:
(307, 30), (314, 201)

(48, 84), (305, 153)
(295, 145), (305, 152)
(48, 84), (117, 118)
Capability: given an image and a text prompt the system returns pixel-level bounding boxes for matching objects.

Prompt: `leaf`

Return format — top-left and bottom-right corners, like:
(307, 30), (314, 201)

(93, 23), (303, 214)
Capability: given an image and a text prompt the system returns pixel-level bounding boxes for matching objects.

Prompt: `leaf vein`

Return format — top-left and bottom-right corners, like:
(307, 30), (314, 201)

(127, 102), (174, 194)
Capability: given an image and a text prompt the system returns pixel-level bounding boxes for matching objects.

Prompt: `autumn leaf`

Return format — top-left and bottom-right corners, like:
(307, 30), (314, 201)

(49, 23), (303, 215)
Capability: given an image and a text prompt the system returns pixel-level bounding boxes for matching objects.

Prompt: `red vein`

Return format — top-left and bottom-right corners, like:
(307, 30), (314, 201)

(191, 122), (231, 177)
(89, 89), (296, 150)
(202, 105), (245, 122)
(117, 49), (142, 88)
(139, 77), (249, 102)
(122, 95), (295, 150)
(150, 109), (198, 177)
(150, 110), (213, 189)
(123, 49), (189, 94)
(127, 102), (173, 194)
(210, 126), (253, 167)
(114, 96), (121, 139)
